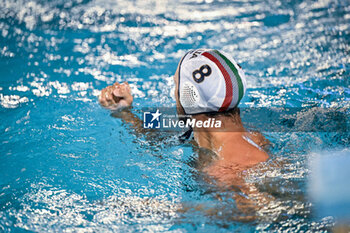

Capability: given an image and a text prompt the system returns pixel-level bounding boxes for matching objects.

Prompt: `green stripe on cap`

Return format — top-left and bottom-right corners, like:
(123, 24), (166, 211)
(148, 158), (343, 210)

(214, 50), (244, 105)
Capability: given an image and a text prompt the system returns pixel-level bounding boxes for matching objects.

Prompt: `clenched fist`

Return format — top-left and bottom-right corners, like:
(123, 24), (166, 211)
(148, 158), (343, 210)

(99, 81), (133, 110)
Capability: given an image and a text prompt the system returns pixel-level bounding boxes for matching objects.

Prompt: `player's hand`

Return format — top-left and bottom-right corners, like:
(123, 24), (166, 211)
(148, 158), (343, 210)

(99, 81), (133, 110)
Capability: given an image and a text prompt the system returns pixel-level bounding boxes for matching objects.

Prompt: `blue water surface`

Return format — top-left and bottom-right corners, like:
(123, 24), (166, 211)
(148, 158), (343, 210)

(0, 0), (349, 232)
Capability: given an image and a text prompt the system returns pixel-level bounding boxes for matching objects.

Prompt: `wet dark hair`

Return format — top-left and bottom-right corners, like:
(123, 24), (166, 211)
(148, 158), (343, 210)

(179, 108), (241, 141)
(204, 107), (241, 125)
(204, 107), (240, 118)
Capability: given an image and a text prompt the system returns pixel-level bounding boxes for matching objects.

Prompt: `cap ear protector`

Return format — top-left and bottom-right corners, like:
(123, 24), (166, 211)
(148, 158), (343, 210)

(178, 49), (247, 115)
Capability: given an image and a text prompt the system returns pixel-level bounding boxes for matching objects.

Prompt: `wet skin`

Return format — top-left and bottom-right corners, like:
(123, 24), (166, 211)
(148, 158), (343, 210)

(99, 62), (272, 218)
(99, 64), (269, 186)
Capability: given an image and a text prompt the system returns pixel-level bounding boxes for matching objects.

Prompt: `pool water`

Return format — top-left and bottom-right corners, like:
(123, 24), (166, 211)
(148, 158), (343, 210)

(1, 0), (349, 232)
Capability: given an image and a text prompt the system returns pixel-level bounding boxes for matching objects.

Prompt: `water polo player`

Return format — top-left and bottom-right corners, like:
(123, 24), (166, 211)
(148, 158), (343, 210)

(99, 49), (269, 185)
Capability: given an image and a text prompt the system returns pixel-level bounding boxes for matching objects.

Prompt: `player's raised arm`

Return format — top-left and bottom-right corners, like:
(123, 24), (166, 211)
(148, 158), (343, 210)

(98, 81), (143, 131)
(98, 81), (165, 138)
(99, 81), (133, 110)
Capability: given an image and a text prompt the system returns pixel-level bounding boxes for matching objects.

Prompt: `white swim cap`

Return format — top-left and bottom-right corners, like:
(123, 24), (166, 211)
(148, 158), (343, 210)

(178, 49), (247, 115)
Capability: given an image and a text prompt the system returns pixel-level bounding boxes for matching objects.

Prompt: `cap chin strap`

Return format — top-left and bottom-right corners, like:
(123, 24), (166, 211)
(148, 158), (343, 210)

(178, 126), (193, 142)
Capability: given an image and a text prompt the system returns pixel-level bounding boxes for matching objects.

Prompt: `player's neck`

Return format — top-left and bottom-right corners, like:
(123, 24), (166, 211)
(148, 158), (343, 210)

(191, 113), (245, 152)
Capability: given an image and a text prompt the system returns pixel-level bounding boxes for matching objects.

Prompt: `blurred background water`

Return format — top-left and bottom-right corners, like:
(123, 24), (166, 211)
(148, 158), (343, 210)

(0, 0), (349, 232)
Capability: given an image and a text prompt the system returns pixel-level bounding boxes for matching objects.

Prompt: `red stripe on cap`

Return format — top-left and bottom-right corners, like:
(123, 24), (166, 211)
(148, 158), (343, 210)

(202, 52), (233, 112)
